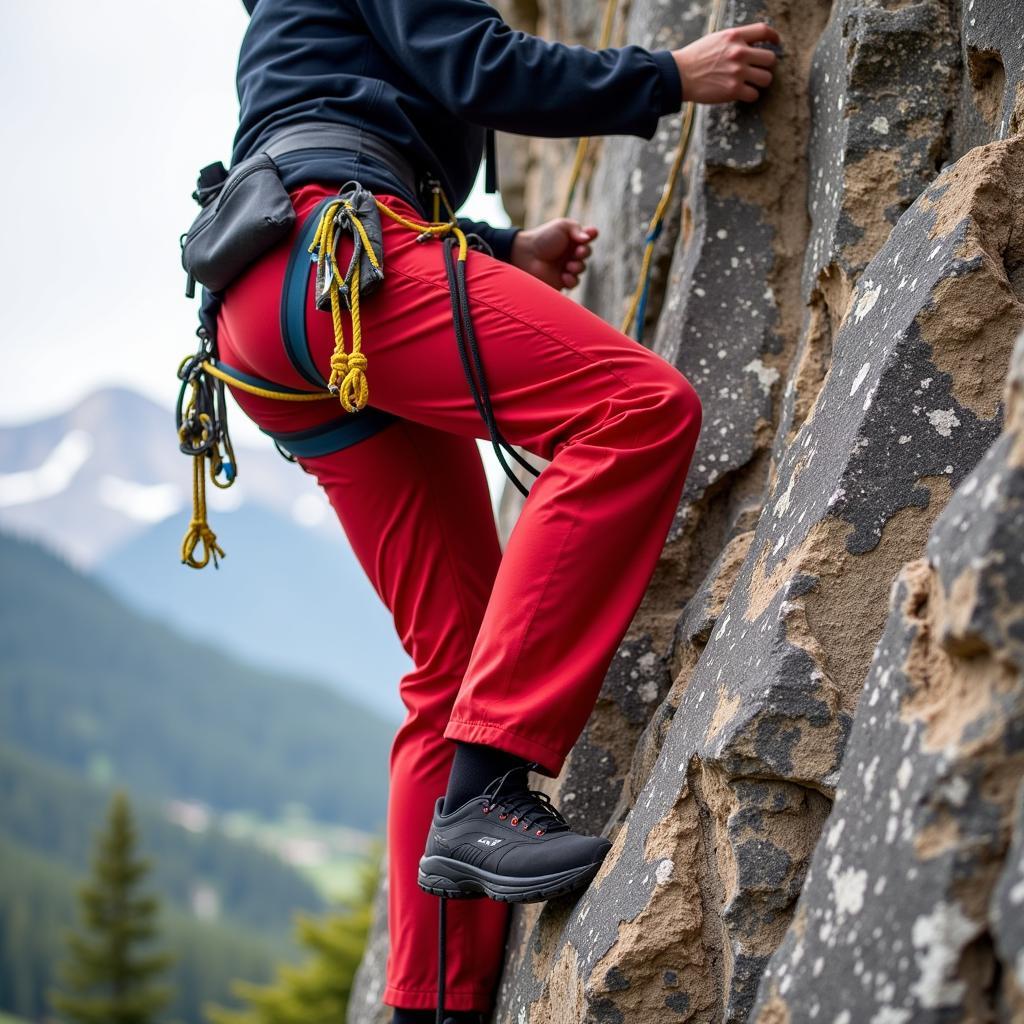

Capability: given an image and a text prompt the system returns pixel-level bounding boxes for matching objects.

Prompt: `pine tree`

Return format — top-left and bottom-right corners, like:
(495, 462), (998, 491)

(51, 790), (174, 1024)
(205, 854), (379, 1024)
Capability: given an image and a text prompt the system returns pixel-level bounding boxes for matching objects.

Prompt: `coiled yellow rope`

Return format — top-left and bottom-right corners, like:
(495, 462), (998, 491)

(308, 199), (374, 411)
(177, 398), (232, 569)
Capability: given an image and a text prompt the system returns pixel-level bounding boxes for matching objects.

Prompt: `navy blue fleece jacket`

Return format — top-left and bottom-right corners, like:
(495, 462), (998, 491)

(234, 0), (684, 261)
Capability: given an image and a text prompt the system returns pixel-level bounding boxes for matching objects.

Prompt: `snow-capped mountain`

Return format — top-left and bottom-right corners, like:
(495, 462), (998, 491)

(0, 389), (409, 719)
(0, 388), (343, 566)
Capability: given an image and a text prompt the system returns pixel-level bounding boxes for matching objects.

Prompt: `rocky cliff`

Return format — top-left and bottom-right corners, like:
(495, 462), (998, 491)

(349, 1), (1024, 1021)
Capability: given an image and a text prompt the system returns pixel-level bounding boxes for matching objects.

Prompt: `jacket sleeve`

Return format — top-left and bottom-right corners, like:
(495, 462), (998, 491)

(457, 217), (521, 262)
(353, 0), (683, 140)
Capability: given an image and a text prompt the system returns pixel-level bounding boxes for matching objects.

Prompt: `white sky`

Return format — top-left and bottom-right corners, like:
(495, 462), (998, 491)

(0, 1), (510, 447)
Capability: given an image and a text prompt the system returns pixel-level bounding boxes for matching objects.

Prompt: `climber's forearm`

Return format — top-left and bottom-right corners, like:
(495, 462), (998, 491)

(672, 22), (780, 105)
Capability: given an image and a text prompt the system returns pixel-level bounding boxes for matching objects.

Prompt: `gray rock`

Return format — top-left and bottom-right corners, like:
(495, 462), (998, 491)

(803, 0), (959, 300)
(350, 4), (1024, 1021)
(576, 0), (706, 330)
(950, 0), (1024, 156)
(751, 327), (1024, 1024)
(347, 867), (391, 1024)
(991, 782), (1024, 1018)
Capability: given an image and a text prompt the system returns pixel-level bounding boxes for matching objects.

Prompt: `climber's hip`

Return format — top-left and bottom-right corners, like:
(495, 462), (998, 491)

(216, 183), (699, 466)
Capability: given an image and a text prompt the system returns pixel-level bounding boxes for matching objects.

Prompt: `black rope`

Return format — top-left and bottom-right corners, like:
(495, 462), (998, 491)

(176, 331), (238, 485)
(441, 236), (541, 498)
(436, 895), (447, 1024)
(454, 253), (539, 480)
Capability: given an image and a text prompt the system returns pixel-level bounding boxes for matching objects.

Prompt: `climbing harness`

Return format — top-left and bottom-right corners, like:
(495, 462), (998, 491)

(177, 125), (539, 568)
(561, 0), (726, 342)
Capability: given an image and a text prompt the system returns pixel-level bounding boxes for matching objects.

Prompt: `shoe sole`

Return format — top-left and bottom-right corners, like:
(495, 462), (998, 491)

(417, 854), (605, 903)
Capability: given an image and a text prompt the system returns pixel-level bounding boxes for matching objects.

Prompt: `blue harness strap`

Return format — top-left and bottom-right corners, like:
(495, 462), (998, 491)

(263, 407), (397, 459)
(208, 359), (396, 459)
(280, 196), (335, 389)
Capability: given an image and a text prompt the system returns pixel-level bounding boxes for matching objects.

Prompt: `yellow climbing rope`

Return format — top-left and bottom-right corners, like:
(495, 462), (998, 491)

(556, 0), (726, 340)
(619, 99), (697, 337)
(181, 441), (226, 569)
(199, 360), (331, 402)
(619, 0), (725, 339)
(561, 0), (620, 218)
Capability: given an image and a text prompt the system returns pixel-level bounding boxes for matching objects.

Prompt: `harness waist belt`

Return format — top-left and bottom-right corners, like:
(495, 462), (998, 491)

(261, 121), (423, 198)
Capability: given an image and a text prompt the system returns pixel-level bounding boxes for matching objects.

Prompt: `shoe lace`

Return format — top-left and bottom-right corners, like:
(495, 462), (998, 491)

(480, 763), (570, 834)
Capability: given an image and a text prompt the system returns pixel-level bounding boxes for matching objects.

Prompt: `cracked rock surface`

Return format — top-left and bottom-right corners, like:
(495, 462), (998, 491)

(752, 329), (1024, 1024)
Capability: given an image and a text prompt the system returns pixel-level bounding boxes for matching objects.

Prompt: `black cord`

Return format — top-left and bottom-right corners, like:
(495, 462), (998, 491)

(436, 895), (447, 1024)
(454, 252), (539, 481)
(441, 237), (541, 498)
(176, 332), (237, 481)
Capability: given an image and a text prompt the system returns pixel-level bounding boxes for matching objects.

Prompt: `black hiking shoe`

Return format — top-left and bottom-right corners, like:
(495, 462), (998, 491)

(417, 764), (612, 903)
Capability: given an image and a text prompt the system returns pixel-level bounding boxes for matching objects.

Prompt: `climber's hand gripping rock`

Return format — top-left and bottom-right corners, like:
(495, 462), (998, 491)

(673, 21), (781, 105)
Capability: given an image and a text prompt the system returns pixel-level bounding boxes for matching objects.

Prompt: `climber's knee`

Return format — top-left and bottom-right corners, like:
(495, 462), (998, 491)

(640, 360), (703, 457)
(669, 370), (703, 445)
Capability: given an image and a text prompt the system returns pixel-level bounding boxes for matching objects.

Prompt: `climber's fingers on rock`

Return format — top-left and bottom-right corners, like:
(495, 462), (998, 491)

(731, 22), (780, 47)
(745, 65), (773, 89)
(736, 83), (761, 103)
(574, 243), (592, 259)
(565, 259), (586, 274)
(745, 44), (778, 69)
(561, 271), (580, 289)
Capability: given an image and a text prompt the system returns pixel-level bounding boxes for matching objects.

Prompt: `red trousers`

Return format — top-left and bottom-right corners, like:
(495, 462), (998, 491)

(217, 184), (702, 1011)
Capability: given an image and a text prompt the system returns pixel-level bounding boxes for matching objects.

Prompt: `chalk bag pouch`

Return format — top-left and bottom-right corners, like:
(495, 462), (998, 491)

(180, 153), (296, 297)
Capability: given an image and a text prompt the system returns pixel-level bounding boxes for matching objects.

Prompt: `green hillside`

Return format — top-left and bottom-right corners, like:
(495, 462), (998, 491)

(0, 744), (324, 935)
(0, 833), (284, 1023)
(0, 533), (393, 830)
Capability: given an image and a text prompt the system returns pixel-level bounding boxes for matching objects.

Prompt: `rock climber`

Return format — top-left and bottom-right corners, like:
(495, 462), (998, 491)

(210, 2), (779, 1021)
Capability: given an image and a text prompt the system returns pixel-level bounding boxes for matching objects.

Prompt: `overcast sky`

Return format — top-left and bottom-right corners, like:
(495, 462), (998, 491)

(0, 1), (509, 445)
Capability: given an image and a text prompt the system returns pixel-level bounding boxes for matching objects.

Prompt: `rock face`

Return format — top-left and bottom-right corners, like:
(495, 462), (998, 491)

(349, 877), (391, 1024)
(751, 331), (1024, 1024)
(348, 1), (1024, 1021)
(494, 128), (1023, 1024)
(992, 782), (1024, 1018)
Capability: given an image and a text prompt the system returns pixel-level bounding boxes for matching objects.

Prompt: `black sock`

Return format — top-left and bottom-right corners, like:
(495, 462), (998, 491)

(392, 1010), (481, 1024)
(392, 1011), (435, 1024)
(441, 742), (529, 814)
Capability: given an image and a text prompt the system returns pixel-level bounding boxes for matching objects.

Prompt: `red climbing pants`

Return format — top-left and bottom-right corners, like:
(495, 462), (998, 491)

(216, 183), (702, 1011)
